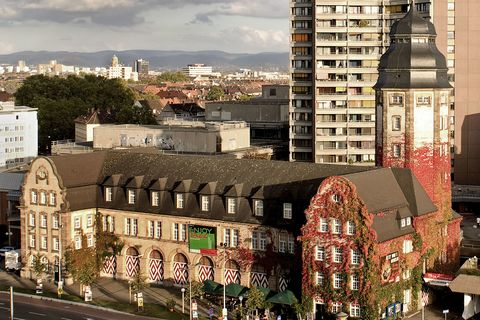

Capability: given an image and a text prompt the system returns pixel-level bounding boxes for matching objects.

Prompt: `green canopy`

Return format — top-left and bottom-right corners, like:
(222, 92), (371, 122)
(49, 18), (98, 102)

(266, 290), (298, 306)
(203, 279), (223, 294)
(258, 287), (275, 300)
(215, 283), (249, 297)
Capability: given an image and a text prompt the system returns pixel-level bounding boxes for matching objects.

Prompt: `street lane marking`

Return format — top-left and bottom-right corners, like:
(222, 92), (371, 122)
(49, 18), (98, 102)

(29, 311), (46, 316)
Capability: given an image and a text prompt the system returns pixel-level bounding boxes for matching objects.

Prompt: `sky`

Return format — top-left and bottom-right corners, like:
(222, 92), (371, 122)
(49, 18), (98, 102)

(0, 0), (289, 54)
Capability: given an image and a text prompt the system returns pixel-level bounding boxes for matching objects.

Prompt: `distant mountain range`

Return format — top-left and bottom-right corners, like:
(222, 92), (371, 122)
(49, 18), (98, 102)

(0, 50), (289, 72)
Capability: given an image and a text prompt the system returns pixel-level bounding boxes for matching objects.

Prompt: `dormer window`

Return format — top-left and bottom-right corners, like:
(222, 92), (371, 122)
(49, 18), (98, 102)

(283, 203), (292, 219)
(176, 193), (185, 209)
(105, 187), (113, 202)
(400, 217), (412, 228)
(201, 195), (210, 212)
(416, 95), (431, 106)
(390, 95), (403, 105)
(227, 197), (237, 214)
(151, 191), (159, 207)
(332, 194), (341, 203)
(127, 189), (135, 204)
(254, 200), (264, 216)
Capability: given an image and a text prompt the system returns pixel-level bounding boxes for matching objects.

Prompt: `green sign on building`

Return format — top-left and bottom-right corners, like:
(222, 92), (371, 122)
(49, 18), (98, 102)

(188, 225), (217, 255)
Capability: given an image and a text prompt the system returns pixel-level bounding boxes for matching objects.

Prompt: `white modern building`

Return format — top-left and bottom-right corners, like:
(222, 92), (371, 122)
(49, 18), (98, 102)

(182, 64), (214, 77)
(107, 66), (138, 81)
(0, 102), (38, 169)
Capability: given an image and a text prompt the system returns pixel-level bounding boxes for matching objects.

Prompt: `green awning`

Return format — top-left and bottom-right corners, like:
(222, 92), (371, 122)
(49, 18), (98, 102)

(266, 290), (298, 306)
(215, 283), (249, 297)
(203, 280), (223, 294)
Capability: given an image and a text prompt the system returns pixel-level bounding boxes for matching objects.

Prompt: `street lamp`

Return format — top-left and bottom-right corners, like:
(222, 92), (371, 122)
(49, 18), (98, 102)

(219, 242), (228, 320)
(181, 287), (186, 314)
(239, 295), (244, 320)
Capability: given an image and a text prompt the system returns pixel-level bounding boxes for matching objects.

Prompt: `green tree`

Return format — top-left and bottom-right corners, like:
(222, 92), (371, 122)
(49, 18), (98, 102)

(155, 71), (189, 83)
(206, 86), (225, 101)
(64, 234), (98, 294)
(184, 281), (204, 303)
(14, 74), (155, 152)
(130, 272), (148, 293)
(245, 286), (264, 317)
(31, 253), (47, 279)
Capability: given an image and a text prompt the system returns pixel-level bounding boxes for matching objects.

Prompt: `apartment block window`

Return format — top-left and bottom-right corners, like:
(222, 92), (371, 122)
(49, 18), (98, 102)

(155, 221), (162, 239)
(31, 190), (37, 204)
(176, 193), (184, 209)
(288, 234), (295, 254)
(87, 234), (94, 247)
(351, 274), (360, 291)
(346, 221), (356, 235)
(75, 236), (82, 250)
(128, 189), (136, 205)
(40, 192), (47, 205)
(316, 246), (325, 261)
(316, 272), (324, 286)
(29, 234), (35, 248)
(105, 187), (113, 202)
(201, 195), (210, 212)
(41, 236), (47, 250)
(390, 95), (404, 105)
(279, 233), (287, 253)
(393, 144), (401, 158)
(49, 193), (56, 206)
(320, 218), (328, 233)
(227, 197), (237, 214)
(52, 215), (59, 229)
(124, 218), (131, 235)
(87, 215), (93, 227)
(332, 218), (342, 234)
(173, 223), (179, 241)
(53, 237), (59, 251)
(40, 214), (47, 228)
(283, 203), (292, 219)
(350, 304), (361, 318)
(351, 249), (361, 265)
(392, 116), (402, 131)
(74, 216), (81, 229)
(403, 240), (413, 253)
(254, 200), (264, 216)
(151, 191), (159, 206)
(333, 273), (343, 289)
(333, 247), (343, 263)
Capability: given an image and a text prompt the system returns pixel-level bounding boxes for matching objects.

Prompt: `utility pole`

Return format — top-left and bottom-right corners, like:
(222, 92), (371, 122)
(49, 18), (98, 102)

(10, 286), (14, 320)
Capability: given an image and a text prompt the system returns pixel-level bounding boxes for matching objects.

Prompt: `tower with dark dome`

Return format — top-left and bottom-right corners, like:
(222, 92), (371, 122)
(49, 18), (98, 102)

(374, 4), (461, 271)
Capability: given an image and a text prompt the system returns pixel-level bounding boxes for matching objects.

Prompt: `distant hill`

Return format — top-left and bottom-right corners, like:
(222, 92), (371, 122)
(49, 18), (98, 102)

(0, 50), (289, 72)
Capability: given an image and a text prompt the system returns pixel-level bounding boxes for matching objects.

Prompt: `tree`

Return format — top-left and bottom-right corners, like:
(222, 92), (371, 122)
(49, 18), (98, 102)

(206, 86), (225, 101)
(14, 74), (155, 152)
(31, 253), (47, 280)
(245, 286), (264, 317)
(155, 71), (189, 83)
(130, 272), (148, 294)
(64, 234), (98, 295)
(184, 281), (204, 303)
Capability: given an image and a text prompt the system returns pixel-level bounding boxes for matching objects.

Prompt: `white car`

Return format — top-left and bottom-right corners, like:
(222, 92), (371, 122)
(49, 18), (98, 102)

(0, 246), (15, 257)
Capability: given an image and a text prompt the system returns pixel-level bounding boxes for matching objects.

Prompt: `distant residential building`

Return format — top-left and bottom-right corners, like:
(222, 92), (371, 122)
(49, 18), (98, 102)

(134, 59), (149, 77)
(107, 55), (138, 81)
(182, 64), (213, 78)
(74, 110), (114, 143)
(0, 101), (37, 169)
(158, 103), (205, 121)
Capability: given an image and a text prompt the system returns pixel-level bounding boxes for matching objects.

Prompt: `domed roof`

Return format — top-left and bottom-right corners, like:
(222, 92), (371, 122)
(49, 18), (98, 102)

(374, 6), (451, 89)
(390, 6), (437, 36)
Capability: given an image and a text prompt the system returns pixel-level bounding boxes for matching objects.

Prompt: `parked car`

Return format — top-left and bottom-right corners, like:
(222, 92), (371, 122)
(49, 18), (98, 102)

(5, 250), (21, 271)
(0, 246), (15, 257)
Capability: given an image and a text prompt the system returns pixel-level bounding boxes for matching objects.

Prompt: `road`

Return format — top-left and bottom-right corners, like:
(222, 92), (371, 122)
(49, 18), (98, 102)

(0, 293), (157, 320)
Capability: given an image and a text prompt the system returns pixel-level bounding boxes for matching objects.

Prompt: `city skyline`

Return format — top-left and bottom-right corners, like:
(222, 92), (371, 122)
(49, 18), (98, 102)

(0, 0), (289, 54)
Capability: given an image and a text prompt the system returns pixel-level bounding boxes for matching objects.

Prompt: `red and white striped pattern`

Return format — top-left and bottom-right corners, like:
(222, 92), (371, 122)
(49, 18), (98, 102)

(173, 262), (188, 285)
(278, 276), (289, 292)
(198, 265), (214, 282)
(102, 256), (116, 277)
(250, 272), (269, 288)
(125, 255), (140, 278)
(149, 258), (164, 283)
(225, 268), (240, 285)
(422, 290), (429, 306)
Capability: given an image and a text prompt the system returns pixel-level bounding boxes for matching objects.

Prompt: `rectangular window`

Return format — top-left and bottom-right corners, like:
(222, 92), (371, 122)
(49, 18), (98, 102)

(40, 192), (47, 205)
(333, 273), (343, 289)
(403, 269), (411, 280)
(254, 200), (264, 216)
(350, 304), (361, 318)
(74, 216), (81, 229)
(87, 234), (94, 247)
(105, 187), (113, 202)
(417, 95), (431, 105)
(29, 234), (35, 248)
(41, 236), (47, 250)
(332, 302), (342, 314)
(320, 218), (328, 233)
(288, 234), (295, 254)
(132, 219), (138, 236)
(351, 274), (360, 291)
(148, 221), (154, 238)
(128, 189), (135, 204)
(53, 215), (59, 229)
(392, 116), (402, 131)
(87, 215), (93, 227)
(31, 191), (37, 204)
(316, 246), (325, 261)
(181, 224), (187, 241)
(279, 233), (287, 253)
(347, 221), (356, 235)
(404, 289), (412, 305)
(227, 198), (237, 214)
(259, 232), (267, 251)
(333, 218), (342, 234)
(124, 218), (131, 235)
(176, 193), (184, 209)
(316, 272), (324, 285)
(232, 229), (239, 247)
(49, 193), (56, 206)
(252, 231), (264, 250)
(151, 191), (159, 206)
(224, 228), (231, 247)
(393, 144), (401, 158)
(390, 95), (404, 105)
(155, 221), (162, 239)
(173, 223), (179, 241)
(403, 240), (413, 253)
(75, 236), (82, 250)
(201, 195), (210, 212)
(53, 237), (59, 251)
(333, 247), (343, 263)
(283, 203), (292, 219)
(351, 249), (361, 265)
(40, 214), (47, 228)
